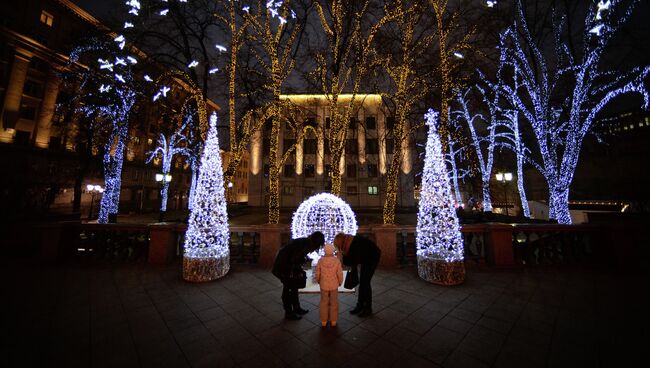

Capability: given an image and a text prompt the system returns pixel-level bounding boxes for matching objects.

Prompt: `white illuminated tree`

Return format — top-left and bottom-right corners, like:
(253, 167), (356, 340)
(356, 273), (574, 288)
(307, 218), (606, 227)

(183, 113), (230, 282)
(499, 0), (650, 223)
(146, 122), (191, 216)
(445, 132), (470, 206)
(416, 109), (465, 285)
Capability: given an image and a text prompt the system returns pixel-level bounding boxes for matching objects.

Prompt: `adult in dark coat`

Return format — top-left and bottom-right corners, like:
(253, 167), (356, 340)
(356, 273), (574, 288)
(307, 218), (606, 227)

(335, 233), (381, 317)
(272, 232), (324, 320)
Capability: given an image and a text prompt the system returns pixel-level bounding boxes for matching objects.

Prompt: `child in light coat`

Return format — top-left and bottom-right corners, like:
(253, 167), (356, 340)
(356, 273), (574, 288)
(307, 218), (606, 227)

(315, 244), (343, 327)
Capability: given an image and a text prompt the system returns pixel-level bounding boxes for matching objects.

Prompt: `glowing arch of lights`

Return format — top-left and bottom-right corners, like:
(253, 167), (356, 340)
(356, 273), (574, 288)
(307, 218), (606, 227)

(291, 193), (358, 245)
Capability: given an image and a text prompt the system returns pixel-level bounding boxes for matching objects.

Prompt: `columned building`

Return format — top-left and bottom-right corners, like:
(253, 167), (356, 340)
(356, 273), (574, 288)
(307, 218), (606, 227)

(248, 94), (417, 210)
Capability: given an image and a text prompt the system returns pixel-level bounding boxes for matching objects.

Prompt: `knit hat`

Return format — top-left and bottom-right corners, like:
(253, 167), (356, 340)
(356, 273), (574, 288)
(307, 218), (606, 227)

(324, 244), (335, 256)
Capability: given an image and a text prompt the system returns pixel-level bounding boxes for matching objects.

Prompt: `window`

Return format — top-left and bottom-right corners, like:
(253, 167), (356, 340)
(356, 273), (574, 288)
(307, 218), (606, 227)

(366, 139), (378, 154)
(48, 136), (61, 150)
(347, 164), (356, 178)
(14, 130), (31, 145)
(23, 80), (43, 98)
(324, 139), (330, 154)
(283, 139), (295, 154)
(325, 117), (331, 129)
(365, 116), (376, 130)
(263, 164), (270, 177)
(304, 139), (317, 154)
(304, 117), (317, 128)
(263, 138), (270, 155)
(325, 164), (332, 176)
(20, 105), (37, 121)
(347, 186), (358, 195)
(304, 164), (315, 178)
(346, 139), (358, 154)
(386, 116), (396, 130)
(40, 11), (54, 27)
(386, 138), (395, 154)
(282, 186), (294, 195)
(368, 186), (379, 195)
(284, 164), (295, 178)
(349, 117), (358, 129)
(304, 186), (314, 197)
(367, 164), (378, 177)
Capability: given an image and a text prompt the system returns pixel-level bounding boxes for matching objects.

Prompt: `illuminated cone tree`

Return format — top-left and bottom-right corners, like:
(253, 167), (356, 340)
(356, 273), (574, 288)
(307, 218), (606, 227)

(416, 109), (465, 285)
(183, 113), (230, 282)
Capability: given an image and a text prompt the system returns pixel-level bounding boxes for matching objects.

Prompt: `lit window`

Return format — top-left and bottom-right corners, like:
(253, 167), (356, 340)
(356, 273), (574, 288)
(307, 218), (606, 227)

(368, 186), (378, 195)
(40, 11), (54, 26)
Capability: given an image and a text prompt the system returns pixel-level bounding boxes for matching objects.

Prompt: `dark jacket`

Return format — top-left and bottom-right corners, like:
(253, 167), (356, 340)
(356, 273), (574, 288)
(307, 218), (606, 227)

(272, 237), (311, 281)
(342, 235), (381, 267)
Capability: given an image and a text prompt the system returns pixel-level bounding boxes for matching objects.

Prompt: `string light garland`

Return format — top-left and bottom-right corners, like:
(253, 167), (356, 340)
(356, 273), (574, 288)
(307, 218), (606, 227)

(380, 0), (432, 225)
(429, 0), (474, 154)
(291, 193), (358, 246)
(183, 113), (230, 282)
(314, 0), (402, 196)
(416, 109), (465, 285)
(498, 0), (650, 224)
(243, 0), (301, 224)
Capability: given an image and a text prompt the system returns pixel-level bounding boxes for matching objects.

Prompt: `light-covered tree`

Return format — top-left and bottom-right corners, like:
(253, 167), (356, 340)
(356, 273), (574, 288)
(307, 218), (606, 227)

(183, 113), (230, 282)
(416, 109), (465, 285)
(499, 0), (650, 223)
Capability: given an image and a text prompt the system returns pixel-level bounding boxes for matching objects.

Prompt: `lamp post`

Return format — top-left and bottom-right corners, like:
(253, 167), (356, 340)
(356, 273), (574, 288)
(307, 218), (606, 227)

(86, 184), (104, 221)
(227, 181), (233, 203)
(155, 173), (172, 222)
(495, 172), (513, 216)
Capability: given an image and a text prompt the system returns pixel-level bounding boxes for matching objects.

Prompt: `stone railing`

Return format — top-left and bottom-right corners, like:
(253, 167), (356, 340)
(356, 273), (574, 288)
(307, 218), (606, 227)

(39, 221), (646, 269)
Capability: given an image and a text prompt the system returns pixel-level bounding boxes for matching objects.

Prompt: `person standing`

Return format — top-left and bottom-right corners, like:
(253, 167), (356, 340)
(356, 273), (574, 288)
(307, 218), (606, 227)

(315, 244), (343, 327)
(272, 231), (324, 320)
(334, 233), (381, 317)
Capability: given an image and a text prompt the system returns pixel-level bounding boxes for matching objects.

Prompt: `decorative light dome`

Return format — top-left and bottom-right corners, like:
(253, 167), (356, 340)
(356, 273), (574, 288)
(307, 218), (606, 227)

(291, 193), (358, 244)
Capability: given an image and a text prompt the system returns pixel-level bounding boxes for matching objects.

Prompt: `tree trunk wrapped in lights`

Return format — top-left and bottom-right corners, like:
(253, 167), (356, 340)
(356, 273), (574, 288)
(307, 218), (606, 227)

(498, 0), (650, 224)
(183, 113), (230, 282)
(313, 0), (400, 196)
(380, 0), (432, 225)
(243, 1), (301, 224)
(416, 109), (465, 286)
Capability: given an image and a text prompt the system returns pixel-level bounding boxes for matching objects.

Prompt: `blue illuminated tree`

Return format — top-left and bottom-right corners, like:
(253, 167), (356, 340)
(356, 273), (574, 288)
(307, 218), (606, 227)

(146, 122), (191, 217)
(183, 113), (230, 282)
(69, 36), (140, 223)
(416, 109), (465, 285)
(453, 84), (511, 213)
(499, 0), (650, 223)
(445, 132), (470, 206)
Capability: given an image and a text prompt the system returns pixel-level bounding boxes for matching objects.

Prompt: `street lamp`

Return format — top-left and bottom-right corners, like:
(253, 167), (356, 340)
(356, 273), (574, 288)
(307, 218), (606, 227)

(155, 173), (172, 222)
(495, 172), (513, 216)
(86, 184), (104, 220)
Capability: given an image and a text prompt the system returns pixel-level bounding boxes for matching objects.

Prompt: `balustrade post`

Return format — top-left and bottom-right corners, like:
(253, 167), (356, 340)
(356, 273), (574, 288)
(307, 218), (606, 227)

(484, 223), (516, 267)
(373, 225), (399, 267)
(257, 224), (285, 268)
(148, 223), (177, 264)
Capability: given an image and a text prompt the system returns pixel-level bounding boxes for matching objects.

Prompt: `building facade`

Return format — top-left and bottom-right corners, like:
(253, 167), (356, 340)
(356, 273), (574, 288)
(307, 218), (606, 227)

(0, 0), (243, 218)
(248, 94), (417, 210)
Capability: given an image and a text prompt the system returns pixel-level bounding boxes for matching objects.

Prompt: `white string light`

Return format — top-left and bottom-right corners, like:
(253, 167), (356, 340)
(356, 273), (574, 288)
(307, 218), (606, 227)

(291, 193), (357, 246)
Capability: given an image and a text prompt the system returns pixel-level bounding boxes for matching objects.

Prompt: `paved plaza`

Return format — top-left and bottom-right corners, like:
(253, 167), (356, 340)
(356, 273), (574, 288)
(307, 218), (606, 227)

(2, 260), (647, 367)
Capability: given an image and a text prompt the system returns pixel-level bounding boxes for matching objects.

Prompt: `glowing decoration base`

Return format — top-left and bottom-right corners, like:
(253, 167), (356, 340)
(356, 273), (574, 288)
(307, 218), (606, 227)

(417, 256), (465, 286)
(291, 193), (358, 245)
(183, 255), (230, 283)
(182, 113), (230, 282)
(416, 110), (465, 285)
